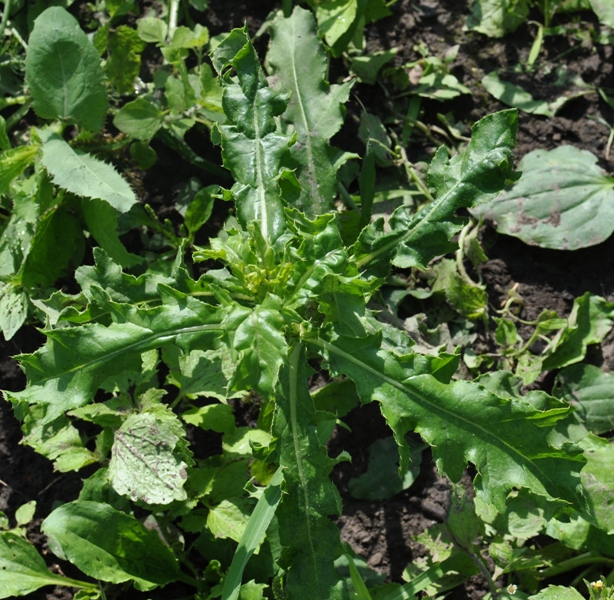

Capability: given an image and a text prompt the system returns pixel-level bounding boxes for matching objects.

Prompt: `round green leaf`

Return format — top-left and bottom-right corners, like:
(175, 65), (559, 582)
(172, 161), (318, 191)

(472, 145), (614, 250)
(25, 7), (108, 131)
(114, 98), (164, 141)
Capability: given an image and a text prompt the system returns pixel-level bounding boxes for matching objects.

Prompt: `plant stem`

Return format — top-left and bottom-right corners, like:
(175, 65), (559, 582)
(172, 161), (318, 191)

(338, 182), (360, 212)
(5, 100), (31, 131)
(0, 0), (12, 42)
(455, 221), (481, 288)
(0, 94), (27, 111)
(168, 0), (179, 41)
(468, 551), (498, 598)
(541, 553), (614, 579)
(398, 146), (434, 202)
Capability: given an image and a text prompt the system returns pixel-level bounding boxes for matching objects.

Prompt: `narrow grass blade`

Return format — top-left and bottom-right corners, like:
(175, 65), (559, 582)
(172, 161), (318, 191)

(381, 553), (476, 600)
(221, 467), (284, 600)
(345, 554), (373, 600)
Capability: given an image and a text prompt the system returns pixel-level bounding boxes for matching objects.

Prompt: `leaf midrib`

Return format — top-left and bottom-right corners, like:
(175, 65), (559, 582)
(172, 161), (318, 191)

(30, 323), (224, 387)
(312, 336), (574, 500)
(355, 148), (507, 268)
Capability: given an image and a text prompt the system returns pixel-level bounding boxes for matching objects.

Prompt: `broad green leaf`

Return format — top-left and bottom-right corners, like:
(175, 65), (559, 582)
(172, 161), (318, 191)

(481, 70), (589, 118)
(41, 501), (180, 588)
(528, 586), (584, 600)
(273, 345), (349, 600)
(207, 498), (253, 543)
(312, 332), (586, 514)
(183, 402), (235, 433)
(447, 483), (483, 549)
(175, 349), (238, 401)
(348, 436), (423, 501)
(352, 110), (517, 277)
(105, 0), (136, 18)
(109, 410), (191, 505)
(130, 141), (157, 169)
(25, 7), (108, 130)
(0, 146), (37, 193)
(553, 364), (614, 434)
(223, 427), (272, 458)
(137, 16), (168, 44)
(466, 0), (530, 37)
(543, 293), (614, 371)
(350, 50), (397, 85)
(0, 283), (27, 340)
(15, 501), (36, 527)
(20, 205), (84, 288)
(221, 468), (283, 600)
(590, 0), (614, 27)
(40, 131), (136, 212)
(0, 531), (93, 598)
(577, 434), (614, 535)
(185, 185), (217, 237)
(430, 258), (488, 319)
(106, 26), (146, 95)
(212, 28), (293, 243)
(472, 146), (614, 250)
(268, 7), (353, 216)
(6, 287), (224, 423)
(82, 199), (143, 268)
(21, 406), (96, 472)
(113, 98), (164, 141)
(314, 0), (366, 56)
(226, 295), (288, 397)
(171, 24), (209, 49)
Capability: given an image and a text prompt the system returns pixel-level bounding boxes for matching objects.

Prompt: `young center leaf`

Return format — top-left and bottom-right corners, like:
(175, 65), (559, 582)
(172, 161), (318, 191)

(211, 28), (295, 243)
(26, 7), (108, 131)
(268, 7), (353, 216)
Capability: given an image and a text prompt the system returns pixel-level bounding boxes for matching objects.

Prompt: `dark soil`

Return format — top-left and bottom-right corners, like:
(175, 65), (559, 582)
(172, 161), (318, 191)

(2, 1), (613, 599)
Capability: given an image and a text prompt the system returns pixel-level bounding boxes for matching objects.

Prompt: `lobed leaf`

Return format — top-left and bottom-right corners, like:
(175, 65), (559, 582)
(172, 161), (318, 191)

(6, 288), (224, 423)
(312, 331), (586, 514)
(224, 295), (288, 397)
(352, 110), (517, 277)
(212, 28), (294, 243)
(40, 131), (137, 212)
(273, 345), (349, 600)
(553, 364), (614, 435)
(268, 7), (353, 216)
